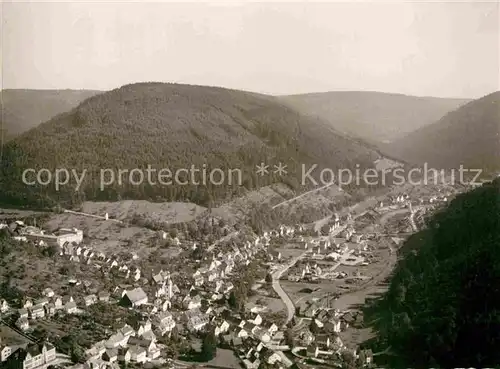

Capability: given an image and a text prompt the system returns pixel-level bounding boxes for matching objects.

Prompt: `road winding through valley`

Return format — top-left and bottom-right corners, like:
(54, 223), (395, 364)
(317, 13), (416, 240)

(272, 203), (422, 326)
(272, 209), (369, 325)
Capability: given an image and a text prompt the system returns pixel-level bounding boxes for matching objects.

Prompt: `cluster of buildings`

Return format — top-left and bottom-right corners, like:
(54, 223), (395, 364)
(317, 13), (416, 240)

(0, 207), (380, 369)
(0, 324), (58, 369)
(0, 220), (83, 247)
(293, 307), (372, 366)
(286, 232), (370, 283)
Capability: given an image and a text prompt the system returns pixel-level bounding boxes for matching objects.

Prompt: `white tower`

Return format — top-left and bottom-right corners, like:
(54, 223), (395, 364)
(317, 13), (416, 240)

(168, 278), (173, 299)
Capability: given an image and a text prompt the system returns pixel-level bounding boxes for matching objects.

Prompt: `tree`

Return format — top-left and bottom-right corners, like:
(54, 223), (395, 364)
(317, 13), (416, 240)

(70, 344), (85, 363)
(265, 273), (273, 283)
(341, 351), (358, 369)
(284, 328), (294, 347)
(43, 244), (59, 257)
(169, 229), (178, 239)
(228, 291), (238, 309)
(200, 326), (217, 361)
(309, 319), (322, 334)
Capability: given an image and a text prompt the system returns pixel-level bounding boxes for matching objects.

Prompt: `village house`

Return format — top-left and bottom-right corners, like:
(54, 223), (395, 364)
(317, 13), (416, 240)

(1, 332), (23, 362)
(84, 340), (107, 360)
(30, 305), (45, 319)
(252, 327), (271, 343)
(182, 294), (202, 310)
(22, 298), (33, 310)
(306, 345), (320, 358)
(44, 303), (56, 317)
(193, 273), (204, 287)
(117, 347), (131, 363)
(358, 349), (374, 366)
(16, 317), (29, 331)
(207, 270), (219, 282)
(128, 336), (160, 359)
(29, 228), (83, 249)
(150, 270), (167, 285)
(102, 348), (118, 363)
(154, 283), (167, 298)
(250, 313), (263, 326)
(260, 348), (282, 365)
(120, 288), (148, 308)
(242, 357), (260, 369)
(264, 322), (279, 335)
(105, 332), (129, 349)
(134, 320), (152, 337)
(128, 345), (147, 363)
(42, 288), (55, 298)
(0, 299), (10, 313)
(299, 330), (315, 346)
(34, 298), (49, 307)
(6, 341), (57, 369)
(214, 320), (230, 336)
(52, 296), (63, 309)
(185, 309), (209, 331)
(220, 261), (233, 275)
(84, 294), (98, 306)
(119, 324), (135, 338)
(223, 281), (234, 294)
(65, 300), (78, 314)
(153, 312), (176, 336)
(236, 327), (249, 339)
(132, 268), (141, 281)
(316, 334), (331, 349)
(18, 309), (28, 319)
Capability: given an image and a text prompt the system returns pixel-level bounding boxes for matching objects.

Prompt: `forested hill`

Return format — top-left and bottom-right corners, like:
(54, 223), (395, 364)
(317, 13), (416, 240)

(386, 91), (500, 175)
(279, 91), (469, 144)
(366, 178), (500, 368)
(0, 82), (382, 209)
(0, 89), (101, 141)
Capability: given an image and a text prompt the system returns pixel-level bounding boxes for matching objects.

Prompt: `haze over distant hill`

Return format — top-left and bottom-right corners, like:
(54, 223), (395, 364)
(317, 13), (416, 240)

(386, 91), (500, 174)
(0, 89), (102, 141)
(279, 91), (470, 144)
(0, 82), (385, 209)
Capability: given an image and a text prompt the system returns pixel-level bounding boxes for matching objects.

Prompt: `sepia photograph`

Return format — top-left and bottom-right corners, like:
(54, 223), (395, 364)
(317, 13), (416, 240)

(0, 1), (499, 368)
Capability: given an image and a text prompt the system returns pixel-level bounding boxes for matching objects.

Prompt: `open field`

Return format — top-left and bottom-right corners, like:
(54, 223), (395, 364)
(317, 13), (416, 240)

(0, 242), (112, 296)
(273, 246), (307, 260)
(246, 296), (286, 314)
(0, 209), (49, 221)
(81, 200), (207, 224)
(45, 213), (159, 258)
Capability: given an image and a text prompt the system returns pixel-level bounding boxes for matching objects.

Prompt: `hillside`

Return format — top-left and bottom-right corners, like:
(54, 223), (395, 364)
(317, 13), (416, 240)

(0, 89), (101, 141)
(386, 91), (500, 174)
(0, 82), (384, 208)
(279, 91), (469, 144)
(366, 178), (500, 368)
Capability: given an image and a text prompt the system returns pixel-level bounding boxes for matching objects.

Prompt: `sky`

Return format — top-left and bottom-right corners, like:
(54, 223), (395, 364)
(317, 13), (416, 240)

(2, 0), (499, 98)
